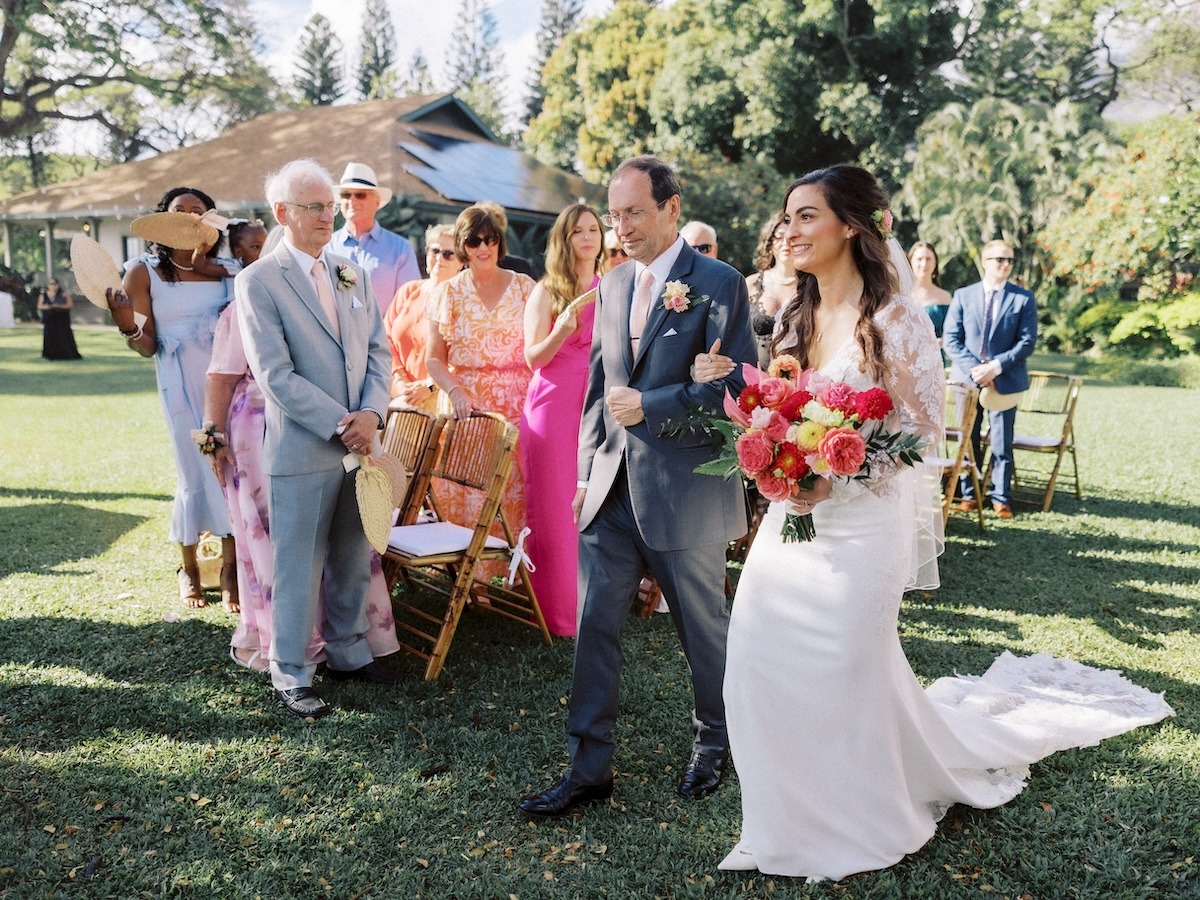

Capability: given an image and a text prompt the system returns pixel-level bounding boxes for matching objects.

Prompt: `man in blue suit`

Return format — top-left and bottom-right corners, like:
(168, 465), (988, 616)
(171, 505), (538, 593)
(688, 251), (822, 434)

(944, 240), (1038, 518)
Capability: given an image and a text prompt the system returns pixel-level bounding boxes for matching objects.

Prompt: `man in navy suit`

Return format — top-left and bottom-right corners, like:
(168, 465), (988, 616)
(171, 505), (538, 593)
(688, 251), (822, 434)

(944, 240), (1038, 518)
(519, 156), (756, 818)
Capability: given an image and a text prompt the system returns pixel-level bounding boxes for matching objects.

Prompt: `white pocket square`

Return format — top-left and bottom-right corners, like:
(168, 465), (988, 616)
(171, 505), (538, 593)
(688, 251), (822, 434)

(350, 297), (363, 309)
(663, 327), (678, 337)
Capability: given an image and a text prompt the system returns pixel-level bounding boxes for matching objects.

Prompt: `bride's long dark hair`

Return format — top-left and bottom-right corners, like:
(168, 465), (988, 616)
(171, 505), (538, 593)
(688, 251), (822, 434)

(772, 165), (897, 382)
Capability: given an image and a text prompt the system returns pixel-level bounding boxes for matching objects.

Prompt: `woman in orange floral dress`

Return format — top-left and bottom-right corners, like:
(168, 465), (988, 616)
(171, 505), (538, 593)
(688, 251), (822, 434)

(425, 205), (536, 539)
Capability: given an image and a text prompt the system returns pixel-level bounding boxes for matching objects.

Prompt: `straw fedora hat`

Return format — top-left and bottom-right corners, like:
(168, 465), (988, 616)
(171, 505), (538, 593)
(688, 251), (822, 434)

(979, 386), (1022, 411)
(335, 163), (393, 206)
(69, 235), (122, 308)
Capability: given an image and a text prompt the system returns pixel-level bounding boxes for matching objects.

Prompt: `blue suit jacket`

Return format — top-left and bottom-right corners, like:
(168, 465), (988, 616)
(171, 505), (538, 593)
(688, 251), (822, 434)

(576, 243), (756, 551)
(944, 280), (1038, 395)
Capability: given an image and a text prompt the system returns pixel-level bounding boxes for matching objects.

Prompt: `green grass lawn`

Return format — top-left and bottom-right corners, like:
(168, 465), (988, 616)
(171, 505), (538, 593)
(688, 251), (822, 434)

(2, 325), (1198, 899)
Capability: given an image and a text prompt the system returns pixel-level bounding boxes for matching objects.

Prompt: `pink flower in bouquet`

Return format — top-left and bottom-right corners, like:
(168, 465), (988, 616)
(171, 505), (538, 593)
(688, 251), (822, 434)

(758, 377), (794, 408)
(735, 431), (774, 474)
(737, 383), (766, 416)
(756, 471), (792, 502)
(819, 380), (857, 415)
(750, 406), (790, 442)
(853, 387), (894, 421)
(820, 426), (867, 476)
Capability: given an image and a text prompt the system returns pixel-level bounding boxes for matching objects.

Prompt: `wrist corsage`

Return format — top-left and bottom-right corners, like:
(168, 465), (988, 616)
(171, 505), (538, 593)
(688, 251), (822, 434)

(192, 424), (226, 456)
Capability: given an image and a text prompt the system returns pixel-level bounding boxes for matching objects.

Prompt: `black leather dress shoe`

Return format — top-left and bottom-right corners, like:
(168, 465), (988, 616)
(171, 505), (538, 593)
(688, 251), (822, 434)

(678, 749), (729, 799)
(519, 776), (614, 818)
(324, 660), (402, 685)
(276, 686), (332, 720)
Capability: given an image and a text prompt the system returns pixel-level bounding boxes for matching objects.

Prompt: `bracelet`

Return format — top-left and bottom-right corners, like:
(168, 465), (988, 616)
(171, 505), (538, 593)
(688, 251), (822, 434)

(192, 424), (226, 456)
(120, 324), (144, 342)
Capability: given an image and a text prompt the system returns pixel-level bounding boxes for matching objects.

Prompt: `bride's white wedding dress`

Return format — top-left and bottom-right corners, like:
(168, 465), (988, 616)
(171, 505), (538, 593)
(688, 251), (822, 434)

(720, 296), (1173, 882)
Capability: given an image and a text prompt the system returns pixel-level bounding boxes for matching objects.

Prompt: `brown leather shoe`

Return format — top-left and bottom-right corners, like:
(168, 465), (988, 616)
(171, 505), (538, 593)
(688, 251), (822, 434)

(954, 499), (979, 513)
(992, 501), (1014, 519)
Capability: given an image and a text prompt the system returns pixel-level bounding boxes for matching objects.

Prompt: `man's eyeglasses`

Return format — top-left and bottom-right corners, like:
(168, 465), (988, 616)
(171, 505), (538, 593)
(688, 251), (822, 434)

(601, 199), (669, 228)
(691, 243), (714, 255)
(339, 191), (371, 200)
(427, 247), (457, 260)
(984, 256), (1014, 264)
(284, 200), (337, 217)
(464, 234), (500, 249)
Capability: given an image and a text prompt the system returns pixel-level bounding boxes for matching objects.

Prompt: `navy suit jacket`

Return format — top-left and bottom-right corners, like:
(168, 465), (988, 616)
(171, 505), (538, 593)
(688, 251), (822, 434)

(576, 243), (756, 551)
(944, 280), (1037, 395)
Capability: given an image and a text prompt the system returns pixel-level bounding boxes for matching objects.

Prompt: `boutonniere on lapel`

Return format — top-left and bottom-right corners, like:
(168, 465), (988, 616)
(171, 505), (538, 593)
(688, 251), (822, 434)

(662, 280), (709, 313)
(335, 264), (357, 291)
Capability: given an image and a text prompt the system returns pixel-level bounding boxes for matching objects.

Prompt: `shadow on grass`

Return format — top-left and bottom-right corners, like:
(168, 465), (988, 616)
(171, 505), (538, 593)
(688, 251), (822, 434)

(0, 486), (172, 504)
(0, 502), (148, 579)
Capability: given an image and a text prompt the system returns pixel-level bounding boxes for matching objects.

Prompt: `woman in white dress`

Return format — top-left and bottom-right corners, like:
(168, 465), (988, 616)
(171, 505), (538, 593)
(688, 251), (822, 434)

(693, 165), (1173, 882)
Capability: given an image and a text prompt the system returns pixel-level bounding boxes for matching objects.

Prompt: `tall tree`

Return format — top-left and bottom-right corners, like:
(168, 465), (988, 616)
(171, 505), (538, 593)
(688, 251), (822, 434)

(524, 0), (585, 124)
(0, 0), (274, 152)
(445, 0), (507, 139)
(355, 0), (397, 100)
(403, 50), (436, 96)
(294, 14), (345, 106)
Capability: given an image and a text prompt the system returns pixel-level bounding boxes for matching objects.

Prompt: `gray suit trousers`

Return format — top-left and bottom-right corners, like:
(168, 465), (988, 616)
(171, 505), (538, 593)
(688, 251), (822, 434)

(267, 467), (374, 690)
(567, 467), (730, 786)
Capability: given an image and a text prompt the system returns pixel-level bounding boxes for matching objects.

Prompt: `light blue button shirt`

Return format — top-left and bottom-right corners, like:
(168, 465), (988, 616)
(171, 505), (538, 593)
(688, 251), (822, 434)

(329, 221), (421, 314)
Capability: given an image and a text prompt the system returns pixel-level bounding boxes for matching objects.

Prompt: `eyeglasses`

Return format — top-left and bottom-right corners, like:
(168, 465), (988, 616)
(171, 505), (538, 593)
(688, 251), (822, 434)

(284, 200), (337, 217)
(985, 256), (1014, 264)
(427, 248), (457, 260)
(339, 191), (371, 200)
(690, 243), (714, 255)
(601, 199), (669, 228)
(463, 234), (500, 249)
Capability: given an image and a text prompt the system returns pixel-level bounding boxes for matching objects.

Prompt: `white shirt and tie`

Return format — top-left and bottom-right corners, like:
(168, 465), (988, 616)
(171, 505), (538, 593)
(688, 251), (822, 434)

(629, 235), (686, 355)
(285, 240), (340, 341)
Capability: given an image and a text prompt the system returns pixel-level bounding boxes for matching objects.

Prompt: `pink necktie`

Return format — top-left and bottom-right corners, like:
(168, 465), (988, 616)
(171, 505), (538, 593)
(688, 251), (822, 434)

(311, 259), (340, 341)
(630, 267), (655, 355)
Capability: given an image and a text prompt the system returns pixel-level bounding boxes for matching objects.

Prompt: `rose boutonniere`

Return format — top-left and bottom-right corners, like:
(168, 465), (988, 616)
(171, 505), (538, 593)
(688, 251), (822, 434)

(335, 264), (357, 291)
(662, 280), (709, 313)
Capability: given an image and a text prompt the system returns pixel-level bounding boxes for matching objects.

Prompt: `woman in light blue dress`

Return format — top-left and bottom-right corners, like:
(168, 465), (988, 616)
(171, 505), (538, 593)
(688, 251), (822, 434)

(107, 187), (236, 610)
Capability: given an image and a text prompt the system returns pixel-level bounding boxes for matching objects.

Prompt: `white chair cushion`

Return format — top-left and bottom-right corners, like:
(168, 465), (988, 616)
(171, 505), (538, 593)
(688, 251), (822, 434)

(1013, 435), (1062, 449)
(387, 521), (507, 556)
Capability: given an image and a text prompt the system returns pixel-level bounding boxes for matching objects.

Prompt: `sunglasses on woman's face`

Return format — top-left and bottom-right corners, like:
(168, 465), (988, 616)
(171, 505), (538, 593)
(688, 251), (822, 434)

(464, 234), (499, 249)
(427, 248), (456, 260)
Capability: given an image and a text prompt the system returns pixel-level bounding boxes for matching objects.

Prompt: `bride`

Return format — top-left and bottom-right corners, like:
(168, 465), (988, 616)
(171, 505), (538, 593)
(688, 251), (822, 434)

(692, 165), (1173, 882)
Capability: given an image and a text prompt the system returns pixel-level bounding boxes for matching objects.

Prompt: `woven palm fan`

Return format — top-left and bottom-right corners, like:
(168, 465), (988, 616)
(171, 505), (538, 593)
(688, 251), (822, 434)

(566, 287), (597, 316)
(130, 211), (222, 251)
(356, 452), (410, 554)
(69, 235), (122, 308)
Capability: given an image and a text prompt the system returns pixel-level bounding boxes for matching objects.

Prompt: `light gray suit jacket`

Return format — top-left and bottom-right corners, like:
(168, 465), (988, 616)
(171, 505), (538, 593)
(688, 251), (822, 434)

(236, 242), (391, 477)
(577, 243), (756, 551)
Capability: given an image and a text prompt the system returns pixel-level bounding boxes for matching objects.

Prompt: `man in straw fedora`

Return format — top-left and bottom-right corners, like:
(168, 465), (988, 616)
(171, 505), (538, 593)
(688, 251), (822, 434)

(330, 162), (420, 315)
(238, 158), (399, 720)
(944, 239), (1038, 519)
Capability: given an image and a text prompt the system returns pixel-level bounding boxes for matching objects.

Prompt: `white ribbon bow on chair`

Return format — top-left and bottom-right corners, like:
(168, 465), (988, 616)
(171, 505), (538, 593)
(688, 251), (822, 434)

(507, 526), (536, 585)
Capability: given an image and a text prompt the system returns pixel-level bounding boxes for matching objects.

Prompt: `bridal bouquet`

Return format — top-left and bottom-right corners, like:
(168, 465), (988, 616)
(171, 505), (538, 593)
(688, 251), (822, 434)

(694, 354), (923, 542)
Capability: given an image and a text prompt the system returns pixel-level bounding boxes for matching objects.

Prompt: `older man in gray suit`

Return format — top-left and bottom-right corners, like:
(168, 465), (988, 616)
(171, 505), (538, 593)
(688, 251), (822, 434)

(238, 159), (397, 720)
(520, 155), (756, 817)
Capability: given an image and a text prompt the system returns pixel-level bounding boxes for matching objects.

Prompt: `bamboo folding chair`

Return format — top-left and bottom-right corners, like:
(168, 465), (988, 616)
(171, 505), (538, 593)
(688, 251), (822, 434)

(985, 371), (1083, 512)
(382, 411), (550, 680)
(379, 406), (446, 527)
(929, 381), (985, 530)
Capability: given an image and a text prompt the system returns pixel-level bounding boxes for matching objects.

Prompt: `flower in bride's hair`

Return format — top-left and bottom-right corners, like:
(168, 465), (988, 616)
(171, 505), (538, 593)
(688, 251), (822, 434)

(871, 208), (894, 240)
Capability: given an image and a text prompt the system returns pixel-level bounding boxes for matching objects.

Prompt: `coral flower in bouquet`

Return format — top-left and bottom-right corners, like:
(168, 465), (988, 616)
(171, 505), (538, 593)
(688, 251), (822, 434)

(694, 354), (924, 541)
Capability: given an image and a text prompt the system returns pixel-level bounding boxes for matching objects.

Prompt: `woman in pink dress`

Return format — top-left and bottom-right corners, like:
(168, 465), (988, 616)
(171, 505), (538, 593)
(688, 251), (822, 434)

(519, 203), (605, 636)
(425, 205), (536, 540)
(204, 222), (399, 674)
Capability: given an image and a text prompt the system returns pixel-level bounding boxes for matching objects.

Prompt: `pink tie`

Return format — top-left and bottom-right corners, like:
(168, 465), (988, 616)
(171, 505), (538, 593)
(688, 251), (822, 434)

(630, 268), (655, 355)
(311, 259), (341, 341)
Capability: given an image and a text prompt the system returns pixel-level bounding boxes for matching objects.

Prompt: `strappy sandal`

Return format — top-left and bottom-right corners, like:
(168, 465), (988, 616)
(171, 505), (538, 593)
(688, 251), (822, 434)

(230, 646), (268, 674)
